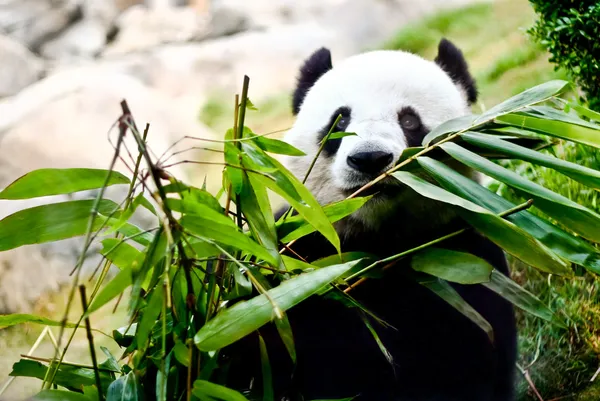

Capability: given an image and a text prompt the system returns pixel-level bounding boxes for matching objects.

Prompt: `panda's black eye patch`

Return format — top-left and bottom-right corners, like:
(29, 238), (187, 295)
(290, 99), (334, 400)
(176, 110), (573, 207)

(318, 106), (351, 156)
(398, 107), (429, 147)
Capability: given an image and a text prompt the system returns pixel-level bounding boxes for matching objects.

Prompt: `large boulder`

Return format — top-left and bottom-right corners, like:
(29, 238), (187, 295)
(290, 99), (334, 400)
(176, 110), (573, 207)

(40, 0), (120, 60)
(0, 0), (80, 51)
(104, 4), (249, 56)
(0, 35), (44, 97)
(0, 68), (214, 313)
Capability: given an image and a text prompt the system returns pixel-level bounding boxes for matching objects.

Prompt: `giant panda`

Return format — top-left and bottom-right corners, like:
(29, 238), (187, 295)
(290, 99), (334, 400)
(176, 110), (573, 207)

(225, 39), (517, 401)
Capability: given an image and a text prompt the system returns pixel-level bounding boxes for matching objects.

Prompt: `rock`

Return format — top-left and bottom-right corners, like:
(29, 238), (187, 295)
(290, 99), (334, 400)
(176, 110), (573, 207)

(0, 0), (80, 51)
(40, 19), (108, 60)
(40, 0), (120, 61)
(0, 68), (215, 312)
(0, 35), (44, 97)
(143, 23), (337, 101)
(0, 67), (213, 183)
(104, 5), (213, 55)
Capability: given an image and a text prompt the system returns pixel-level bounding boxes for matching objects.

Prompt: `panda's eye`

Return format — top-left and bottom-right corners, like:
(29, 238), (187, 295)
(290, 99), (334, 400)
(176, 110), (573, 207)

(399, 113), (421, 131)
(335, 115), (351, 132)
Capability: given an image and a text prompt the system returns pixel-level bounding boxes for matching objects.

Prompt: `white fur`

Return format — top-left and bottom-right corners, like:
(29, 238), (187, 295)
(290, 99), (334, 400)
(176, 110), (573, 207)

(281, 49), (472, 224)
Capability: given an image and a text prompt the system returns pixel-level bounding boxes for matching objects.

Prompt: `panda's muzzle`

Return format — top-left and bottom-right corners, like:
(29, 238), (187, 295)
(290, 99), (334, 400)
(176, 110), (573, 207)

(347, 151), (394, 175)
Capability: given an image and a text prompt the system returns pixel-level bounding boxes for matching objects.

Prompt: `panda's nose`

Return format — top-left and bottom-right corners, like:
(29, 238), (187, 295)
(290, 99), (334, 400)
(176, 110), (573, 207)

(347, 151), (394, 174)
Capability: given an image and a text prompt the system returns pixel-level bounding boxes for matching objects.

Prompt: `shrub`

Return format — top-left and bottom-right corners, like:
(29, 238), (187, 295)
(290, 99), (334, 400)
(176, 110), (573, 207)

(528, 1), (600, 110)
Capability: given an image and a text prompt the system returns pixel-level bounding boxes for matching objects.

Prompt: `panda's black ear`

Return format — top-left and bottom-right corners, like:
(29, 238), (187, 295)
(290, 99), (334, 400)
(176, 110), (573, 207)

(434, 38), (477, 104)
(292, 47), (333, 115)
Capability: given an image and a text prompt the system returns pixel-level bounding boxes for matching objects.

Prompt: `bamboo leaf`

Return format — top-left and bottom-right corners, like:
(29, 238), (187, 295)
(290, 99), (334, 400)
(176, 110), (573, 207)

(484, 270), (565, 327)
(418, 156), (600, 274)
(253, 136), (306, 156)
(31, 390), (92, 400)
(106, 371), (144, 401)
(258, 334), (274, 401)
(136, 285), (164, 349)
(241, 143), (340, 253)
(423, 80), (569, 145)
(0, 199), (119, 251)
(0, 168), (129, 200)
(0, 314), (77, 329)
(180, 216), (278, 266)
(101, 239), (143, 270)
(392, 171), (571, 275)
(417, 277), (493, 341)
(411, 248), (493, 284)
(479, 80), (568, 120)
(10, 359), (112, 393)
(496, 113), (600, 149)
(277, 197), (371, 243)
(239, 172), (281, 268)
(86, 267), (133, 315)
(194, 260), (358, 351)
(441, 142), (600, 242)
(461, 132), (600, 190)
(327, 132), (357, 140)
(192, 380), (250, 401)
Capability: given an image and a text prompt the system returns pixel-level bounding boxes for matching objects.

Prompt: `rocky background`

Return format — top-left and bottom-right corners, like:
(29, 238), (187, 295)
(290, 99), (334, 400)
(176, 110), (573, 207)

(0, 0), (479, 313)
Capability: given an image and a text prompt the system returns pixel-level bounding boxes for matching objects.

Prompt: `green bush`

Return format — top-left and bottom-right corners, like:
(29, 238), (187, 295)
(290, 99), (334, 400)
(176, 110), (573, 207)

(528, 1), (600, 110)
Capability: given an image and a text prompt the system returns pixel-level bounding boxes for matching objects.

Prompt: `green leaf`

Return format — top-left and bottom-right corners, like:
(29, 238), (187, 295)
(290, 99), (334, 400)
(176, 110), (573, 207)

(423, 114), (478, 146)
(253, 136), (306, 156)
(441, 142), (600, 243)
(277, 197), (371, 243)
(180, 216), (278, 266)
(173, 340), (190, 367)
(31, 390), (92, 401)
(480, 80), (568, 120)
(101, 239), (143, 270)
(99, 346), (121, 373)
(239, 172), (281, 268)
(258, 334), (274, 401)
(86, 267), (132, 315)
(192, 380), (250, 401)
(461, 132), (600, 190)
(417, 277), (493, 341)
(10, 359), (112, 393)
(423, 80), (569, 145)
(0, 168), (129, 200)
(164, 182), (223, 213)
(241, 142), (340, 252)
(418, 156), (600, 275)
(411, 248), (493, 284)
(483, 270), (565, 327)
(0, 314), (77, 329)
(195, 260), (358, 351)
(0, 199), (119, 251)
(136, 286), (164, 349)
(106, 371), (145, 401)
(326, 132), (357, 140)
(497, 113), (600, 149)
(392, 171), (571, 275)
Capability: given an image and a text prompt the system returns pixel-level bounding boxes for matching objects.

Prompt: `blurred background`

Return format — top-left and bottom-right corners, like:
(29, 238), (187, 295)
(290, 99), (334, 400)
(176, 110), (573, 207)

(0, 0), (599, 400)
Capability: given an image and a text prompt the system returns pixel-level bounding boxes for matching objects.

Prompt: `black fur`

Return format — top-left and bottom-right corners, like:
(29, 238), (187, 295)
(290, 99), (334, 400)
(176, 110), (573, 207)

(318, 106), (351, 156)
(292, 47), (333, 115)
(398, 107), (430, 147)
(225, 206), (517, 401)
(435, 38), (478, 104)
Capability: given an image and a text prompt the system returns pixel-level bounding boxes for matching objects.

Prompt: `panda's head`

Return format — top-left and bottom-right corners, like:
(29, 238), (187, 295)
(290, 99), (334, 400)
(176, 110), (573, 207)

(281, 39), (477, 228)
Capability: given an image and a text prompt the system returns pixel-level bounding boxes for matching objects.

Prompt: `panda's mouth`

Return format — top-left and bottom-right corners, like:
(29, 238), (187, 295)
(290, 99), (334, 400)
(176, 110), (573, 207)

(343, 176), (402, 197)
